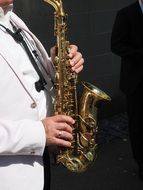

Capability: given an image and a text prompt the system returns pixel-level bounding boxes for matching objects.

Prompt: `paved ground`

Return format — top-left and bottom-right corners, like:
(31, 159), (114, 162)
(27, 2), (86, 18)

(50, 113), (143, 190)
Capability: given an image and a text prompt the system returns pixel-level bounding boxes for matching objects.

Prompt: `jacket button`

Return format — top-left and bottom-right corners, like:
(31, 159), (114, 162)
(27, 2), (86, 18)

(31, 102), (37, 108)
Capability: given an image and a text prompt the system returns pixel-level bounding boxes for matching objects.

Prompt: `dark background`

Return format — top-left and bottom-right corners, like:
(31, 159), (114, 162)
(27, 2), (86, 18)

(13, 0), (135, 118)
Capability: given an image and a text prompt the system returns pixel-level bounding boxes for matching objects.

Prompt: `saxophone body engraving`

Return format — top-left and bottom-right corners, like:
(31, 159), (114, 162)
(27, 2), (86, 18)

(44, 0), (111, 172)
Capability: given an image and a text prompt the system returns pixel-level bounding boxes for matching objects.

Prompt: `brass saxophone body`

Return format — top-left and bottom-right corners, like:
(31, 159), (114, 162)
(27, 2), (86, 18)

(44, 0), (111, 172)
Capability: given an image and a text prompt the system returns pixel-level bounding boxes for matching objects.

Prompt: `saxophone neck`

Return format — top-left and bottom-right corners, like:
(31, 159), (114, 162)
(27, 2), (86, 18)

(43, 0), (65, 16)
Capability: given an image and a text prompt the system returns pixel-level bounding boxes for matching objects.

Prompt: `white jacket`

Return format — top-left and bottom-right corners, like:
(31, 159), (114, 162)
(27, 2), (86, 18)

(0, 12), (55, 190)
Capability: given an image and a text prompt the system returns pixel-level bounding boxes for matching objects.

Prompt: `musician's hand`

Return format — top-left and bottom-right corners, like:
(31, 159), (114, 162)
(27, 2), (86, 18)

(69, 44), (84, 73)
(42, 115), (74, 147)
(50, 45), (84, 73)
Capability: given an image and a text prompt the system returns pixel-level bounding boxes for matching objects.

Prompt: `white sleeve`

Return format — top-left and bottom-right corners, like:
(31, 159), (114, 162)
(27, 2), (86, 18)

(0, 119), (46, 156)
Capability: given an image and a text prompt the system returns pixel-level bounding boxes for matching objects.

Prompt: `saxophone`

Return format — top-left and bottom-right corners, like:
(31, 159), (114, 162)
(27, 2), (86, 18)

(43, 0), (111, 172)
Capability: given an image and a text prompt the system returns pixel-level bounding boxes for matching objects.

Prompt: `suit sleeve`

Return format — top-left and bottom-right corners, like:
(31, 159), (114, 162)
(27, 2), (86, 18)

(0, 119), (46, 156)
(111, 10), (143, 58)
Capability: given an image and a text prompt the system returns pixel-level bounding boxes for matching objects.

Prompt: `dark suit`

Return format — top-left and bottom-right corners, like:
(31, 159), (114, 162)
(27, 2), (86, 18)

(111, 1), (143, 169)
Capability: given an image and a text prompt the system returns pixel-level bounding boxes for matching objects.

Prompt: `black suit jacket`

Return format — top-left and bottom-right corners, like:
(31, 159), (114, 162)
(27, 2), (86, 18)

(111, 1), (143, 96)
